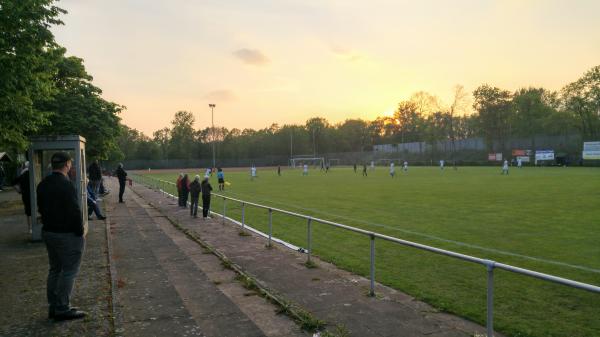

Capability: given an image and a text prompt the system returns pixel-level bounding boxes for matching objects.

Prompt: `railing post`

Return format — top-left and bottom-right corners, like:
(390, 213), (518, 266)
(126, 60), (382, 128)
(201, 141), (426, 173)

(222, 197), (226, 225)
(370, 234), (375, 297)
(486, 260), (495, 337)
(241, 202), (245, 230)
(268, 208), (273, 247)
(307, 218), (312, 263)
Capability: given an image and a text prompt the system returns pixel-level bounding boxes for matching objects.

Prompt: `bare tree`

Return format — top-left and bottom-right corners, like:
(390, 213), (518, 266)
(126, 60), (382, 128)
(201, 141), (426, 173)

(448, 85), (470, 159)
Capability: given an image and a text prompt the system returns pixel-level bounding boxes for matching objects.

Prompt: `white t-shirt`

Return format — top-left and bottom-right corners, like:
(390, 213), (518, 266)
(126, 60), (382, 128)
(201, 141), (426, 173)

(390, 163), (395, 173)
(251, 167), (257, 177)
(440, 160), (444, 167)
(503, 161), (509, 169)
(303, 165), (308, 172)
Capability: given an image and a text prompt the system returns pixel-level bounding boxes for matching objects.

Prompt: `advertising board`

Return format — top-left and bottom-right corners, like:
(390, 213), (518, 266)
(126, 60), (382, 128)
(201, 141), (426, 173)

(535, 150), (554, 161)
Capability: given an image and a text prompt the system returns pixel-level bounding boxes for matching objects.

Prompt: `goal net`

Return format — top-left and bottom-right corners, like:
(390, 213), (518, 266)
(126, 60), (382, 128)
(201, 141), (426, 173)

(290, 157), (325, 169)
(328, 159), (340, 167)
(376, 158), (396, 166)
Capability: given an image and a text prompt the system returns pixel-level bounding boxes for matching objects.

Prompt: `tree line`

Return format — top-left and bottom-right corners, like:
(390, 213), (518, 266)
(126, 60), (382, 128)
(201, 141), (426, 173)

(2, 2), (599, 165)
(0, 0), (123, 160)
(119, 66), (599, 162)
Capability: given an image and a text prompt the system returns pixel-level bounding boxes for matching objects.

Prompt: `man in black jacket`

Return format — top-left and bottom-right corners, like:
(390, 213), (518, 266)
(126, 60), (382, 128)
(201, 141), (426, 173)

(115, 163), (127, 203)
(37, 152), (86, 321)
(189, 175), (201, 218)
(201, 177), (213, 219)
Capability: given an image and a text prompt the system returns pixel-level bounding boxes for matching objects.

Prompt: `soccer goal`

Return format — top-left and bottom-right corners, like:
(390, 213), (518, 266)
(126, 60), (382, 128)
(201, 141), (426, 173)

(290, 157), (325, 169)
(328, 159), (340, 167)
(376, 158), (395, 166)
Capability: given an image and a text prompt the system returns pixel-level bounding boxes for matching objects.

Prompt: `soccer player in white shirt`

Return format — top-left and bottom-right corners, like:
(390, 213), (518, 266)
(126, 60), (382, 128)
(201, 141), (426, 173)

(389, 162), (395, 178)
(250, 165), (257, 180)
(403, 161), (408, 172)
(439, 159), (445, 170)
(502, 160), (509, 175)
(517, 158), (522, 168)
(303, 164), (308, 176)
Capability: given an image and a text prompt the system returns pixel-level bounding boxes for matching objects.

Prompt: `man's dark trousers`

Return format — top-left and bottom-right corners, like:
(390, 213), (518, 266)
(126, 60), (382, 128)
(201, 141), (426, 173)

(118, 180), (125, 202)
(181, 189), (189, 207)
(190, 196), (199, 216)
(42, 231), (85, 314)
(202, 196), (210, 217)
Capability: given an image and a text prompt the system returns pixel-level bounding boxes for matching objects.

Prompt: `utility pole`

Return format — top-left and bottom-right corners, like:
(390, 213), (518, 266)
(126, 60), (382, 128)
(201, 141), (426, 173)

(209, 104), (216, 168)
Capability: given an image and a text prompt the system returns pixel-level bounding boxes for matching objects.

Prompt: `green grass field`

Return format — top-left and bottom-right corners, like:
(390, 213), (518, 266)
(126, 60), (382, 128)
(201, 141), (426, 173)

(137, 166), (600, 337)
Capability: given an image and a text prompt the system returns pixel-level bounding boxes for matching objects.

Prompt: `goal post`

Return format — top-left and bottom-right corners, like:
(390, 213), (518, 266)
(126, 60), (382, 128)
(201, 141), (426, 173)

(290, 157), (325, 169)
(376, 158), (396, 166)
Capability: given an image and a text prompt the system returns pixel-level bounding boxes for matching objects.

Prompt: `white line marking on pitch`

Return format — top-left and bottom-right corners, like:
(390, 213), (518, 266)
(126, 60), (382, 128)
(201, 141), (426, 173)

(222, 191), (600, 275)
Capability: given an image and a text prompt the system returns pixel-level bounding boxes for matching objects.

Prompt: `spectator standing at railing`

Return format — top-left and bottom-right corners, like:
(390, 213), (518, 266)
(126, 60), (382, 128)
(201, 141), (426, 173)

(115, 163), (127, 203)
(189, 175), (201, 218)
(201, 177), (213, 219)
(176, 173), (183, 207)
(181, 174), (190, 207)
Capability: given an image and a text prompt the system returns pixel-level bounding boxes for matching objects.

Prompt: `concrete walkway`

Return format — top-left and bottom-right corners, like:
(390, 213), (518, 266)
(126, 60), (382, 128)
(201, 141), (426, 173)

(126, 179), (492, 337)
(106, 178), (306, 337)
(0, 188), (113, 337)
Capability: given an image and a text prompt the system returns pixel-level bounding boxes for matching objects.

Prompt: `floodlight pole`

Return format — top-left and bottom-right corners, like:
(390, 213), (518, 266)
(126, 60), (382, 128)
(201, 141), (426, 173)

(209, 104), (216, 168)
(312, 128), (316, 157)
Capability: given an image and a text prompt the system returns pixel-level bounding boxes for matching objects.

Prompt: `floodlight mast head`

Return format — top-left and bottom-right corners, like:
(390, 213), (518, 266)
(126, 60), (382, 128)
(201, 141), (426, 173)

(209, 104), (216, 108)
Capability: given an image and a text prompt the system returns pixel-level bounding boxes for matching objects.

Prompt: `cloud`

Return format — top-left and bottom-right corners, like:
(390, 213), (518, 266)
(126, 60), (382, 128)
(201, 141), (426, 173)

(204, 90), (236, 102)
(232, 48), (270, 65)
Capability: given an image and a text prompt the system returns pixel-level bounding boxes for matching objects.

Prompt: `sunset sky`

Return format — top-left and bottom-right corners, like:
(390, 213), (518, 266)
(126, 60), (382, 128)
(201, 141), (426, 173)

(52, 0), (600, 136)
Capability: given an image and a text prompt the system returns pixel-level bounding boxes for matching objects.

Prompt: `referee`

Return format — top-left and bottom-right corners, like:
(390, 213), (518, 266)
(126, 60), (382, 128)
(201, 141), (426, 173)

(37, 152), (86, 321)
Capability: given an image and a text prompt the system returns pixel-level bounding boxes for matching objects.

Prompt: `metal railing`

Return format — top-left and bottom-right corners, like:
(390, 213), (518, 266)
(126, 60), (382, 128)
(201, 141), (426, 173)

(128, 173), (600, 337)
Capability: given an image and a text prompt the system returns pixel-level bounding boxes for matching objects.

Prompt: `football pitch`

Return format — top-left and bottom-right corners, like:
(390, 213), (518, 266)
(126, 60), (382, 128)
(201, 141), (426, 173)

(139, 166), (600, 337)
